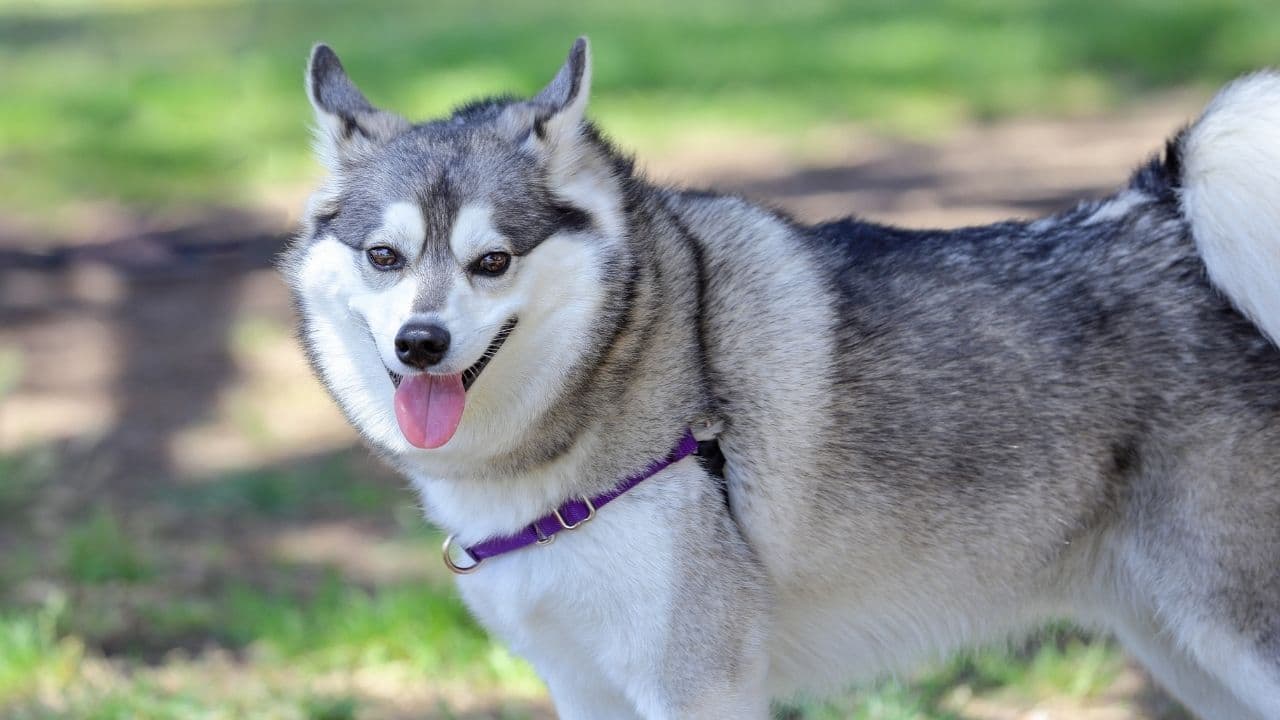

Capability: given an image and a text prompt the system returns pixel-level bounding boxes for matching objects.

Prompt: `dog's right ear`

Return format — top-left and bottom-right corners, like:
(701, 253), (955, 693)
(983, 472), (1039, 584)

(306, 44), (409, 170)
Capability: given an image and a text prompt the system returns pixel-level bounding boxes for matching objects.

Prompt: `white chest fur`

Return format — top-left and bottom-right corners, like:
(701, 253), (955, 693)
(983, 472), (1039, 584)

(427, 460), (708, 718)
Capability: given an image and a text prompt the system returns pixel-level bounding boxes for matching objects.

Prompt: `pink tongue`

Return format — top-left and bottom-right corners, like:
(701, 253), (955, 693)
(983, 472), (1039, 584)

(393, 373), (466, 449)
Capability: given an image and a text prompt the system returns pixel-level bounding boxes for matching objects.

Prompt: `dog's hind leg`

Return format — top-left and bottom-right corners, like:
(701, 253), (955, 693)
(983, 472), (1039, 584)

(1112, 431), (1280, 718)
(1177, 621), (1280, 719)
(1108, 605), (1270, 719)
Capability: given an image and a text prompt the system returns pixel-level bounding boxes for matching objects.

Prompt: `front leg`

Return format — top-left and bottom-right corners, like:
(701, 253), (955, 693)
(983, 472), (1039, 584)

(623, 474), (773, 719)
(629, 654), (771, 720)
(458, 461), (773, 720)
(543, 665), (644, 720)
(630, 574), (772, 719)
(541, 639), (769, 720)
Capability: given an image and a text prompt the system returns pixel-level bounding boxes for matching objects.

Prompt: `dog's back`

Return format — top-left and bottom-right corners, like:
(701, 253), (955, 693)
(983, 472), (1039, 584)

(667, 73), (1280, 717)
(288, 40), (1280, 717)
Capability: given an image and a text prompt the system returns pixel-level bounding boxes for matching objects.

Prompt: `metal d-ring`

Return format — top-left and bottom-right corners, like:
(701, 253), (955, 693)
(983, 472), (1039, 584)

(441, 534), (483, 574)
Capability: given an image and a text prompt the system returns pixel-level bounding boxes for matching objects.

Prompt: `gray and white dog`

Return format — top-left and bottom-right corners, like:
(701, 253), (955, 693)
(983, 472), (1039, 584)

(283, 37), (1280, 719)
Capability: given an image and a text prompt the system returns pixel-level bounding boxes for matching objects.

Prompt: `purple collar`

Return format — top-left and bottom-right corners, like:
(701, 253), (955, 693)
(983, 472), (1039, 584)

(442, 429), (700, 573)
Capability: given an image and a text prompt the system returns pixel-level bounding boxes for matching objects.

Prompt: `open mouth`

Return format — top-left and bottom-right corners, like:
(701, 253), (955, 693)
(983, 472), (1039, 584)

(387, 317), (518, 391)
(387, 317), (518, 449)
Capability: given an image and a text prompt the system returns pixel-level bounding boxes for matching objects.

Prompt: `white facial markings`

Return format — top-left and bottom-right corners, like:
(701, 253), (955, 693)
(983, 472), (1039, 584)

(348, 276), (418, 375)
(368, 201), (427, 260)
(414, 231), (612, 529)
(449, 203), (503, 265)
(344, 201), (433, 375)
(428, 203), (517, 375)
(292, 194), (612, 471)
(511, 233), (605, 329)
(295, 236), (405, 451)
(431, 233), (609, 460)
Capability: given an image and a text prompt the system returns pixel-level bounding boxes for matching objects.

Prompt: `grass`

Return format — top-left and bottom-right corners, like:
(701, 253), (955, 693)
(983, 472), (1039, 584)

(0, 574), (543, 718)
(0, 584), (1137, 719)
(0, 346), (21, 398)
(171, 460), (398, 518)
(222, 573), (539, 684)
(0, 441), (1166, 718)
(0, 599), (82, 707)
(5, 0), (1280, 226)
(778, 629), (1126, 719)
(62, 509), (153, 585)
(0, 446), (54, 519)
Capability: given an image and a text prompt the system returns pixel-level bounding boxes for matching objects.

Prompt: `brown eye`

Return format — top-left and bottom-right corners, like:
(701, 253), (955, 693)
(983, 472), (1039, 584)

(366, 246), (402, 270)
(472, 251), (511, 276)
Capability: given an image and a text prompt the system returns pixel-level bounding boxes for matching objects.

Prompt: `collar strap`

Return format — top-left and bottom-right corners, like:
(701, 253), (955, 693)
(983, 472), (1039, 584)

(442, 429), (700, 574)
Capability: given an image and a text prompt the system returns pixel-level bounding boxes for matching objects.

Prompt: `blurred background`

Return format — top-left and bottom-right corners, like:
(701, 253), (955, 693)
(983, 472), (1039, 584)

(2, 1), (1279, 717)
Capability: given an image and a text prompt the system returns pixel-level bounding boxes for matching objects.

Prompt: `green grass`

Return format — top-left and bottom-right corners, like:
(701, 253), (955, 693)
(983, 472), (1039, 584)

(62, 509), (153, 584)
(0, 443), (1160, 718)
(0, 576), (543, 718)
(5, 0), (1280, 223)
(0, 581), (1135, 719)
(0, 599), (82, 706)
(0, 446), (54, 520)
(778, 628), (1125, 719)
(3, 666), (365, 720)
(170, 459), (400, 518)
(223, 573), (539, 685)
(0, 347), (22, 398)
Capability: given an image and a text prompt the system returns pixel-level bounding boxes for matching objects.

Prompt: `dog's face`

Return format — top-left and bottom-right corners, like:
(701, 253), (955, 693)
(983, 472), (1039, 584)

(283, 39), (627, 462)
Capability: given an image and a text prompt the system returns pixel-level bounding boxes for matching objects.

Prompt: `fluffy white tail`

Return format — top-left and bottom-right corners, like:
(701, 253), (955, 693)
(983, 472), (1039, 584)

(1181, 71), (1280, 346)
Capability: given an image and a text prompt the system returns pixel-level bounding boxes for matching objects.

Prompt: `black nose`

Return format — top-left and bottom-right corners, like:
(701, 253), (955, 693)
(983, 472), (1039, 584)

(394, 322), (450, 369)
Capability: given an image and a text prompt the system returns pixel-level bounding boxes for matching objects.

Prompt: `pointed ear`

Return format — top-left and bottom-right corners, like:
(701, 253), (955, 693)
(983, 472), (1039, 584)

(505, 37), (591, 155)
(513, 38), (623, 234)
(533, 37), (591, 126)
(305, 44), (409, 169)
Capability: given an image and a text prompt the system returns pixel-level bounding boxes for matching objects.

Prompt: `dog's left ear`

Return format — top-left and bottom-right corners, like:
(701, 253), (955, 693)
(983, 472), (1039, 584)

(504, 38), (622, 231)
(306, 44), (409, 170)
(531, 37), (591, 140)
(504, 38), (592, 163)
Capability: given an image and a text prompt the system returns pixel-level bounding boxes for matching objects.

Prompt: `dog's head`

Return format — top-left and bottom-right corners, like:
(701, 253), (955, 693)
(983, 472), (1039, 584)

(283, 39), (631, 463)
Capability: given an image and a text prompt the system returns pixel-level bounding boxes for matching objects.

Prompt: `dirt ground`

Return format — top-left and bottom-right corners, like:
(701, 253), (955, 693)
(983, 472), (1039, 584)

(0, 98), (1205, 719)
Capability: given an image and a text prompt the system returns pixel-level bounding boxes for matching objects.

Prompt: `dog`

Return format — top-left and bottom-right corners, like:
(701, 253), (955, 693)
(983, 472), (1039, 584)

(282, 37), (1280, 719)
